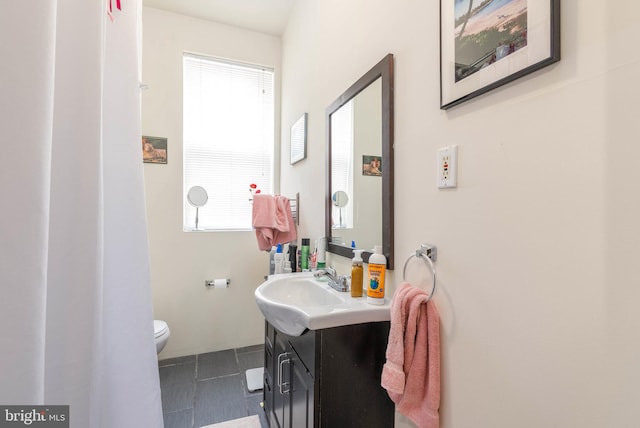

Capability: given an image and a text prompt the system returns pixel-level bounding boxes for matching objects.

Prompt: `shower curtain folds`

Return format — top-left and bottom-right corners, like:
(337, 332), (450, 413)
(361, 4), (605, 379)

(0, 1), (163, 427)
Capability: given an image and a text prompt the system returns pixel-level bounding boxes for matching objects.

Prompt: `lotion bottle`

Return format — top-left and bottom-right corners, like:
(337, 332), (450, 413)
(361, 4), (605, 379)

(351, 249), (364, 297)
(367, 245), (387, 305)
(274, 244), (285, 274)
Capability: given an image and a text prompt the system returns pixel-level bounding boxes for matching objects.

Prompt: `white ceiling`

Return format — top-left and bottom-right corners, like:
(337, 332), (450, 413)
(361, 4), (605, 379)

(143, 0), (295, 36)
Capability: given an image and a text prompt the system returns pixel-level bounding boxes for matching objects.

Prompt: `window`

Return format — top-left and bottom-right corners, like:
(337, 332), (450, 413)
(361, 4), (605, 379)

(183, 53), (274, 230)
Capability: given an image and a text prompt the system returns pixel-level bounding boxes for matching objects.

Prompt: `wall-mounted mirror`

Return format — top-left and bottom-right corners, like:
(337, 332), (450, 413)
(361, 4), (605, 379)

(325, 54), (394, 269)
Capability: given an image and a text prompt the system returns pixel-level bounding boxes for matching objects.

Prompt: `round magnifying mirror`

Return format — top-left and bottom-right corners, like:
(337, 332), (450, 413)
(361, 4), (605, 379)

(187, 186), (208, 230)
(332, 190), (349, 207)
(332, 190), (349, 229)
(187, 186), (208, 207)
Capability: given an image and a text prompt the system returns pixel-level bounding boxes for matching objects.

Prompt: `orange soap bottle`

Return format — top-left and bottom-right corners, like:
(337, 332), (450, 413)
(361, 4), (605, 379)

(351, 249), (364, 297)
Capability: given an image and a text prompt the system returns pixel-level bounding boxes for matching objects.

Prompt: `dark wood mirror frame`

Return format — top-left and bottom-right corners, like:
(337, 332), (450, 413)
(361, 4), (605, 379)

(325, 54), (395, 269)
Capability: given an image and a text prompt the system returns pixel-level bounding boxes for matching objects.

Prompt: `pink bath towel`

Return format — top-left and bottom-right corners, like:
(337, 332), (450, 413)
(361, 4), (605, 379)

(381, 282), (440, 428)
(252, 194), (297, 250)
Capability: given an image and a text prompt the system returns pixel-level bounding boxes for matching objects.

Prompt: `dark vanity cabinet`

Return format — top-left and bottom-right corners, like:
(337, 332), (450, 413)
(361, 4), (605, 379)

(263, 321), (394, 428)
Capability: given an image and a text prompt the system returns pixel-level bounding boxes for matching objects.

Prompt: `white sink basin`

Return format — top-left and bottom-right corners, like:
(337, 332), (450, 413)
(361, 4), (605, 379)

(254, 272), (391, 336)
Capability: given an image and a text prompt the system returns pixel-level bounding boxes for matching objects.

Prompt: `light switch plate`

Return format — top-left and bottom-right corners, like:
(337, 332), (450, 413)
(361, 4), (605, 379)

(437, 145), (458, 189)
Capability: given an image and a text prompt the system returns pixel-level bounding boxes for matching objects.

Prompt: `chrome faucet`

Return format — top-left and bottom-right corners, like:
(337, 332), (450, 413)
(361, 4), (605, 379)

(314, 267), (349, 292)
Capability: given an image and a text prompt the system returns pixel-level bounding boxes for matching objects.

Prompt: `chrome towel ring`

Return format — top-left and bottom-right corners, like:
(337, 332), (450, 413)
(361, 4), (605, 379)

(402, 244), (437, 300)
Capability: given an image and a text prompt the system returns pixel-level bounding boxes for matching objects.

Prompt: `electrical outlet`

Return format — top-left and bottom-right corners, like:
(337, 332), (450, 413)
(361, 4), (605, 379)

(437, 145), (458, 189)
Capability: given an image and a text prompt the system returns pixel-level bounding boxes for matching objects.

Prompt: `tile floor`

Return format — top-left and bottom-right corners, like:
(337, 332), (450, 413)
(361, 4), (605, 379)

(159, 345), (268, 428)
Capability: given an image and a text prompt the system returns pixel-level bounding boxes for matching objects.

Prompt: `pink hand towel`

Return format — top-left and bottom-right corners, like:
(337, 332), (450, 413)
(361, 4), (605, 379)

(271, 196), (297, 246)
(381, 283), (422, 395)
(252, 194), (297, 250)
(252, 194), (284, 229)
(381, 282), (440, 428)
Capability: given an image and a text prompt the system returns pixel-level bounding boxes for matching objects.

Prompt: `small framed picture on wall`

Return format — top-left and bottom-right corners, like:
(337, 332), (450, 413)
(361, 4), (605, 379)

(362, 155), (382, 176)
(142, 136), (167, 164)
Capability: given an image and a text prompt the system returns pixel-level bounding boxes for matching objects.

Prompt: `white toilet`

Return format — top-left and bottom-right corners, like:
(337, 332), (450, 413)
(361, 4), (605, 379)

(154, 320), (170, 354)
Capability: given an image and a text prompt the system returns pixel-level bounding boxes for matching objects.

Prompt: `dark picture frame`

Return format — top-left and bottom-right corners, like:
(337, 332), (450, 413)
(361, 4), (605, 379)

(142, 136), (167, 164)
(440, 0), (560, 109)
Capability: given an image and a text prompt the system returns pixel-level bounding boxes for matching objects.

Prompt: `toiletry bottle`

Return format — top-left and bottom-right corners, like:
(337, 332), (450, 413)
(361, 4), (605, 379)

(268, 246), (277, 275)
(317, 237), (326, 270)
(367, 245), (387, 305)
(274, 244), (285, 274)
(283, 261), (292, 274)
(310, 240), (318, 271)
(301, 238), (310, 271)
(288, 243), (297, 272)
(351, 249), (364, 298)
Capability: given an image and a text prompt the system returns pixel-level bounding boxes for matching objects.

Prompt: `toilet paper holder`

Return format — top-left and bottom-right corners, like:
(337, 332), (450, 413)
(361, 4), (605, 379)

(205, 279), (231, 288)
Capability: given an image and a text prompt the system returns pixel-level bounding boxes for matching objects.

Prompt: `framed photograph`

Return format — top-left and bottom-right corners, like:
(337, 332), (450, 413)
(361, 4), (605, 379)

(290, 113), (307, 165)
(440, 0), (560, 109)
(362, 155), (382, 177)
(142, 136), (167, 164)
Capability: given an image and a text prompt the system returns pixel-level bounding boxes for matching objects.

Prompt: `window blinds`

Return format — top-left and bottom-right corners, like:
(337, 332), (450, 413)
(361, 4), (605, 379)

(183, 53), (274, 230)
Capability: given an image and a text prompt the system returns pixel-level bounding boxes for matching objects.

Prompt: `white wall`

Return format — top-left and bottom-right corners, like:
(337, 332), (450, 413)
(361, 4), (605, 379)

(280, 0), (640, 427)
(141, 7), (282, 358)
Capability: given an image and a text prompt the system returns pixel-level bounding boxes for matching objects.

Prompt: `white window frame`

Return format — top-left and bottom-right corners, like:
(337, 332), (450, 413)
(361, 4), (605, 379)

(182, 53), (275, 231)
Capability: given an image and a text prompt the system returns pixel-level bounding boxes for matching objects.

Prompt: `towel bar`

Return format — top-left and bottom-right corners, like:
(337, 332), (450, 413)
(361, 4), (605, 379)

(402, 244), (437, 300)
(289, 193), (299, 226)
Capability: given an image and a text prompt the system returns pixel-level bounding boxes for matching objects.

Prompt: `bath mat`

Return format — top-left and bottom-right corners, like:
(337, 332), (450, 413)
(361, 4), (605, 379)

(201, 415), (261, 428)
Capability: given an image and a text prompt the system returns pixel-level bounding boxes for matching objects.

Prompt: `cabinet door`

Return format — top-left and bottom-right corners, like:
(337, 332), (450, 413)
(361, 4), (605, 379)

(290, 347), (314, 428)
(271, 331), (291, 428)
(263, 324), (274, 422)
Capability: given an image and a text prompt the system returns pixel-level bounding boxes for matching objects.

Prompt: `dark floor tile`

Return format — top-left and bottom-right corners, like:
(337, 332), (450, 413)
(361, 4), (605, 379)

(160, 347), (268, 427)
(160, 362), (196, 388)
(159, 355), (197, 368)
(246, 394), (268, 427)
(197, 349), (239, 380)
(194, 375), (246, 427)
(238, 351), (263, 378)
(161, 382), (195, 413)
(237, 344), (263, 354)
(163, 408), (193, 428)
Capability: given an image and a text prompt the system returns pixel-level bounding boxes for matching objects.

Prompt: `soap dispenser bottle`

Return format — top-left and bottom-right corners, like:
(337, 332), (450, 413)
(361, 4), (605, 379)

(351, 249), (364, 297)
(367, 245), (387, 305)
(274, 244), (285, 274)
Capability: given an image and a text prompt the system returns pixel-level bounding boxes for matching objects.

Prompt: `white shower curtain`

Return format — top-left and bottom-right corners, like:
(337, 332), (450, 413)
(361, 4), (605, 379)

(0, 1), (164, 427)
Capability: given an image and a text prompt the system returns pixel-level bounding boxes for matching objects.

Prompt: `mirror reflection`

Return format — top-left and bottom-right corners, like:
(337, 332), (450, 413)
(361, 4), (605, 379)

(330, 78), (382, 250)
(325, 54), (394, 269)
(332, 190), (350, 229)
